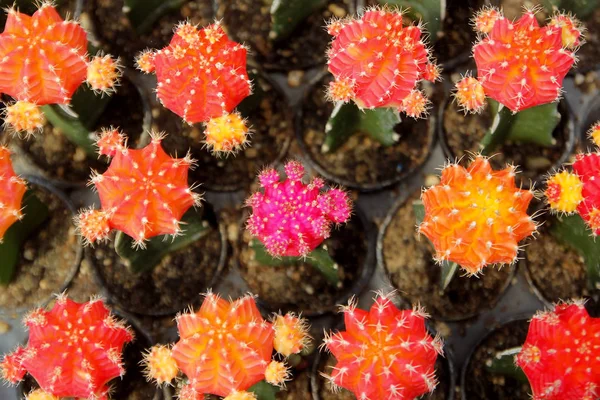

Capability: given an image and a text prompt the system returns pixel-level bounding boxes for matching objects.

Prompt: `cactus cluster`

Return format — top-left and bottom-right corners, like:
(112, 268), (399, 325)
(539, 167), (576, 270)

(245, 161), (351, 258)
(418, 156), (537, 275)
(322, 293), (443, 399)
(325, 6), (440, 118)
(516, 301), (600, 400)
(143, 292), (311, 399)
(455, 7), (581, 113)
(545, 123), (600, 234)
(0, 295), (133, 399)
(0, 2), (121, 135)
(136, 22), (252, 155)
(75, 128), (202, 247)
(0, 147), (26, 242)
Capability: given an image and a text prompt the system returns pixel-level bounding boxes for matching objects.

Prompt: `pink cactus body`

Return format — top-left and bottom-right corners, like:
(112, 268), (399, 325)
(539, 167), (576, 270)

(0, 3), (120, 133)
(516, 301), (600, 400)
(0, 146), (26, 241)
(245, 161), (351, 258)
(326, 7), (439, 117)
(0, 295), (133, 399)
(75, 129), (201, 246)
(470, 8), (578, 112)
(323, 294), (443, 399)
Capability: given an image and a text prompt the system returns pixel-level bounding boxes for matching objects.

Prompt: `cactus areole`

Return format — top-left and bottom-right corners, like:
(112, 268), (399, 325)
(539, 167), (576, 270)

(325, 7), (440, 118)
(516, 301), (600, 400)
(323, 294), (443, 399)
(0, 295), (133, 399)
(245, 161), (352, 258)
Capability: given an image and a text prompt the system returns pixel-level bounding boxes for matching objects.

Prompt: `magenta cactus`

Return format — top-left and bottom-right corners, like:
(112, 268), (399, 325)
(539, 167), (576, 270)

(245, 161), (351, 258)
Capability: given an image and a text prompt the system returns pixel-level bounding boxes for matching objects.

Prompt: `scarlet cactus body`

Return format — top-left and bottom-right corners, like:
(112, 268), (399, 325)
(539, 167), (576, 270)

(418, 156), (537, 274)
(0, 295), (133, 399)
(323, 294), (443, 399)
(0, 2), (121, 134)
(456, 7), (580, 113)
(75, 129), (201, 247)
(136, 22), (252, 154)
(516, 301), (600, 400)
(143, 292), (310, 397)
(245, 161), (351, 258)
(0, 147), (26, 242)
(326, 7), (439, 117)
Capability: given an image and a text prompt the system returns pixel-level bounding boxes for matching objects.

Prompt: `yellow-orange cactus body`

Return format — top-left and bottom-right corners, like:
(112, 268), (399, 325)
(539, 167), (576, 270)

(419, 156), (536, 274)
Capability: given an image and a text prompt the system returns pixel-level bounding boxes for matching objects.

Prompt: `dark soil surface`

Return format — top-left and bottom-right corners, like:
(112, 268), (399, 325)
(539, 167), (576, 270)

(462, 319), (531, 400)
(0, 185), (80, 311)
(382, 192), (515, 321)
(238, 212), (367, 316)
(300, 74), (434, 188)
(217, 0), (353, 71)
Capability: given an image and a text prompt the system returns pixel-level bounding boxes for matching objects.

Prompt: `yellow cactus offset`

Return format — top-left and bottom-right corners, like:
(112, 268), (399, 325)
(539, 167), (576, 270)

(264, 361), (290, 387)
(273, 313), (310, 357)
(142, 345), (179, 386)
(418, 156), (537, 275)
(4, 101), (45, 135)
(588, 121), (600, 147)
(25, 390), (58, 400)
(545, 170), (584, 214)
(204, 111), (250, 154)
(223, 391), (257, 400)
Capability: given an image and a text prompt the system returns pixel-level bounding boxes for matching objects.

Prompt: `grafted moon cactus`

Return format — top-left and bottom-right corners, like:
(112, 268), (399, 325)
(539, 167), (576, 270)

(143, 292), (311, 398)
(455, 7), (581, 113)
(418, 156), (537, 274)
(245, 161), (351, 258)
(75, 128), (202, 247)
(135, 22), (252, 155)
(322, 294), (443, 399)
(516, 300), (600, 400)
(0, 147), (26, 241)
(0, 2), (121, 134)
(325, 6), (440, 118)
(0, 295), (133, 399)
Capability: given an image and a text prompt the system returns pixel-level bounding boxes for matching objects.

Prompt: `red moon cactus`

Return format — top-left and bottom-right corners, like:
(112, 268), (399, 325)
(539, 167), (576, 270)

(0, 146), (27, 242)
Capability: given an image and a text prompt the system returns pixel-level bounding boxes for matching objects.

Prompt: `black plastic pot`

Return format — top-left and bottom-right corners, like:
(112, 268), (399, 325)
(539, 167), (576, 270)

(578, 90), (600, 148)
(296, 70), (438, 192)
(16, 308), (162, 400)
(236, 204), (376, 319)
(87, 203), (228, 317)
(0, 175), (82, 317)
(437, 91), (576, 189)
(376, 189), (517, 322)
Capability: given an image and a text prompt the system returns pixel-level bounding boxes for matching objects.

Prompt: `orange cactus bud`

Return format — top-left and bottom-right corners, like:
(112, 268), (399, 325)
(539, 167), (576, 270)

(0, 147), (26, 242)
(273, 313), (310, 357)
(143, 345), (179, 386)
(74, 208), (111, 246)
(419, 156), (537, 274)
(587, 121), (600, 147)
(204, 112), (250, 155)
(223, 391), (257, 400)
(422, 62), (441, 82)
(265, 361), (290, 387)
(25, 389), (58, 400)
(588, 208), (600, 232)
(87, 54), (122, 94)
(326, 18), (346, 37)
(135, 49), (156, 73)
(549, 14), (583, 50)
(327, 77), (356, 103)
(4, 101), (45, 135)
(401, 89), (430, 119)
(96, 127), (127, 157)
(454, 76), (486, 113)
(473, 7), (501, 34)
(545, 170), (583, 214)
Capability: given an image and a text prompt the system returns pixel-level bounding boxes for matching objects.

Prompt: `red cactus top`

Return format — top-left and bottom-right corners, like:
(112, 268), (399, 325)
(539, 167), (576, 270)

(245, 161), (351, 257)
(150, 22), (251, 124)
(0, 4), (88, 105)
(0, 295), (133, 398)
(0, 147), (26, 241)
(472, 8), (578, 112)
(516, 301), (600, 400)
(172, 293), (274, 397)
(326, 7), (439, 114)
(323, 295), (443, 399)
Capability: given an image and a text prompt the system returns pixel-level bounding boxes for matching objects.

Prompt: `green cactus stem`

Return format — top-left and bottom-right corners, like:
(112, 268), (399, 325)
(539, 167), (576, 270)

(377, 0), (445, 43)
(322, 102), (401, 153)
(114, 206), (213, 274)
(249, 380), (280, 400)
(123, 0), (187, 35)
(270, 0), (327, 42)
(250, 239), (341, 287)
(486, 346), (529, 383)
(0, 190), (49, 285)
(550, 214), (600, 290)
(481, 100), (560, 155)
(413, 199), (459, 291)
(542, 0), (599, 20)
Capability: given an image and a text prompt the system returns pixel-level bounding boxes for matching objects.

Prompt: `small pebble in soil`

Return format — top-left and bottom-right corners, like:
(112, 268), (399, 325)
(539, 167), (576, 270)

(0, 320), (11, 334)
(287, 70), (304, 88)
